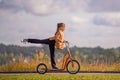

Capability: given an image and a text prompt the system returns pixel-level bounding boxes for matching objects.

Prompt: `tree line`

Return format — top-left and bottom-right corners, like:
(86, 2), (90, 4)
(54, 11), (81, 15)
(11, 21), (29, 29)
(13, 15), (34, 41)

(0, 43), (120, 65)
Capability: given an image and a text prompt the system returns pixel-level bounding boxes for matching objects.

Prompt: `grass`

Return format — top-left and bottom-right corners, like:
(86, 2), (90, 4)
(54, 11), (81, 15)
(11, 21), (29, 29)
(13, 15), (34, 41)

(0, 74), (120, 80)
(0, 55), (120, 72)
(0, 61), (120, 72)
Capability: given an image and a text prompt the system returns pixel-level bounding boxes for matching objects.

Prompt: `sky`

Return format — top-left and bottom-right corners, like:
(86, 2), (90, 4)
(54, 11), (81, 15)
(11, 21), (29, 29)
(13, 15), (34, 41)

(0, 0), (120, 48)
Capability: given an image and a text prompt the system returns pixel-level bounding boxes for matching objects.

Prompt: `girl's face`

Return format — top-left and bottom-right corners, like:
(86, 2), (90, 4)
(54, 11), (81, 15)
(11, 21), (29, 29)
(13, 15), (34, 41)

(59, 24), (66, 31)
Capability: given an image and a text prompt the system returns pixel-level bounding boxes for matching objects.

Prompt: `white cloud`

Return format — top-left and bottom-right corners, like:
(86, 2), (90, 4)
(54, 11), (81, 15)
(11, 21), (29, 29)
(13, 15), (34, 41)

(0, 0), (90, 16)
(23, 0), (54, 15)
(86, 0), (120, 12)
(71, 16), (89, 24)
(1, 0), (120, 16)
(93, 13), (120, 26)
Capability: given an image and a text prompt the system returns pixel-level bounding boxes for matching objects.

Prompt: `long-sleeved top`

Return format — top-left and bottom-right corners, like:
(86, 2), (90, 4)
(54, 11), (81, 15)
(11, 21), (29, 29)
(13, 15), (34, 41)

(49, 30), (65, 49)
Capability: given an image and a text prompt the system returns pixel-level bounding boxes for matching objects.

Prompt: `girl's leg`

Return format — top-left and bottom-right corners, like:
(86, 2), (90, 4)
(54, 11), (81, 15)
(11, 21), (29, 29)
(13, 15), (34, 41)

(27, 39), (50, 44)
(49, 43), (56, 68)
(49, 40), (59, 69)
(27, 38), (57, 69)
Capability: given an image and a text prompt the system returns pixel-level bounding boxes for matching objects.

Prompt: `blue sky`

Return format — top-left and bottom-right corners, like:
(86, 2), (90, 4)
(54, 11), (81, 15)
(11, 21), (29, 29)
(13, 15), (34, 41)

(0, 0), (120, 48)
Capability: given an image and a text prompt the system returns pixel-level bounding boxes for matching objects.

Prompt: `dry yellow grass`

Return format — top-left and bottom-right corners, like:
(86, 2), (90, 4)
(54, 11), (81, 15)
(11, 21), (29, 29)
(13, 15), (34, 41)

(0, 59), (120, 72)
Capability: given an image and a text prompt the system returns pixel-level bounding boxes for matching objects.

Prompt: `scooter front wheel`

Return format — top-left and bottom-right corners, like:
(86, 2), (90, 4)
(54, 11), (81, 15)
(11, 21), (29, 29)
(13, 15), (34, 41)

(66, 60), (80, 74)
(36, 63), (47, 74)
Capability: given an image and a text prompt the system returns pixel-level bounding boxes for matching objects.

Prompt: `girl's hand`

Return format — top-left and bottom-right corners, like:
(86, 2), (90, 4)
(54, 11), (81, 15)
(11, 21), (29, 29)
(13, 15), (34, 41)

(58, 40), (68, 43)
(63, 40), (68, 43)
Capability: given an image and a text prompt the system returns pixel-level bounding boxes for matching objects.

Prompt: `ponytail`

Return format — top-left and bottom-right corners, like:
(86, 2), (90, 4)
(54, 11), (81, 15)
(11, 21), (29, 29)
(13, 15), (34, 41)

(55, 23), (65, 35)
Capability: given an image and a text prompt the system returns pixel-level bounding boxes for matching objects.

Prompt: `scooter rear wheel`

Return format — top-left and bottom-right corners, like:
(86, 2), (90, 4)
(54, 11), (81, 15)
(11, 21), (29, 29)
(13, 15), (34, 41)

(37, 63), (47, 74)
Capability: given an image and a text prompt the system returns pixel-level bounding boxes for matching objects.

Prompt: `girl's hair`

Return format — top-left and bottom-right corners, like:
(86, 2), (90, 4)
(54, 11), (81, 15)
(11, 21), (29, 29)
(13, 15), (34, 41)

(55, 23), (65, 35)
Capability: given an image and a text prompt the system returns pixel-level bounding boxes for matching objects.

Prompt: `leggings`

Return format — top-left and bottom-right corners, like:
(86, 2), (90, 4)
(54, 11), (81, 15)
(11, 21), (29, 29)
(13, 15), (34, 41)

(27, 38), (56, 68)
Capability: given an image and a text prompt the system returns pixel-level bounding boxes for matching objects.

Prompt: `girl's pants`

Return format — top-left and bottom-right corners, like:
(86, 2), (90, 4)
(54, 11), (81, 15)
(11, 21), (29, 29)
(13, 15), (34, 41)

(27, 38), (56, 68)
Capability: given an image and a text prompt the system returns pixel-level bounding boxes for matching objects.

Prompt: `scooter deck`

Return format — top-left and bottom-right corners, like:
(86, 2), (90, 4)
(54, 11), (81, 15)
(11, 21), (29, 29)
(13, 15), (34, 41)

(47, 69), (67, 73)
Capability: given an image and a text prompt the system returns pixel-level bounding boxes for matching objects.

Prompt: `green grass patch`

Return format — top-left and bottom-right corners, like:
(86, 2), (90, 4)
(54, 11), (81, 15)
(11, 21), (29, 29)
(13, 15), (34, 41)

(0, 74), (120, 80)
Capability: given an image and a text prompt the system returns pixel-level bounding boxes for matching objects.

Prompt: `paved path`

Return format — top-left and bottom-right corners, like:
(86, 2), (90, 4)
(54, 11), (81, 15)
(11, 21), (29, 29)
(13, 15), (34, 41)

(0, 73), (120, 75)
(0, 71), (120, 75)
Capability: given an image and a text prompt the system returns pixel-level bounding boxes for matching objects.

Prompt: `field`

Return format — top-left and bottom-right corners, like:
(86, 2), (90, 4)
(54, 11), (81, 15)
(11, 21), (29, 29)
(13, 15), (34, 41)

(0, 61), (120, 72)
(0, 74), (120, 80)
(0, 45), (120, 72)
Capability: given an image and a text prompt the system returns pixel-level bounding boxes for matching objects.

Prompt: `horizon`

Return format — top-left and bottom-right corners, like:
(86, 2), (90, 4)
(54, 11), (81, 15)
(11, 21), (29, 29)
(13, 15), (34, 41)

(0, 42), (120, 49)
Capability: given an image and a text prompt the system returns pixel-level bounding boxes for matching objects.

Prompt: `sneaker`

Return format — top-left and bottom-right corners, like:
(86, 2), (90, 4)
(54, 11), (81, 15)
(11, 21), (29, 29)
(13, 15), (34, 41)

(52, 66), (59, 70)
(21, 39), (28, 43)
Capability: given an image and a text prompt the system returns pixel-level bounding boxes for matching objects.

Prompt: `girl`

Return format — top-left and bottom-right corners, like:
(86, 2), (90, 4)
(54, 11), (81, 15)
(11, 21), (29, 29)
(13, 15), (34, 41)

(23, 23), (67, 70)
